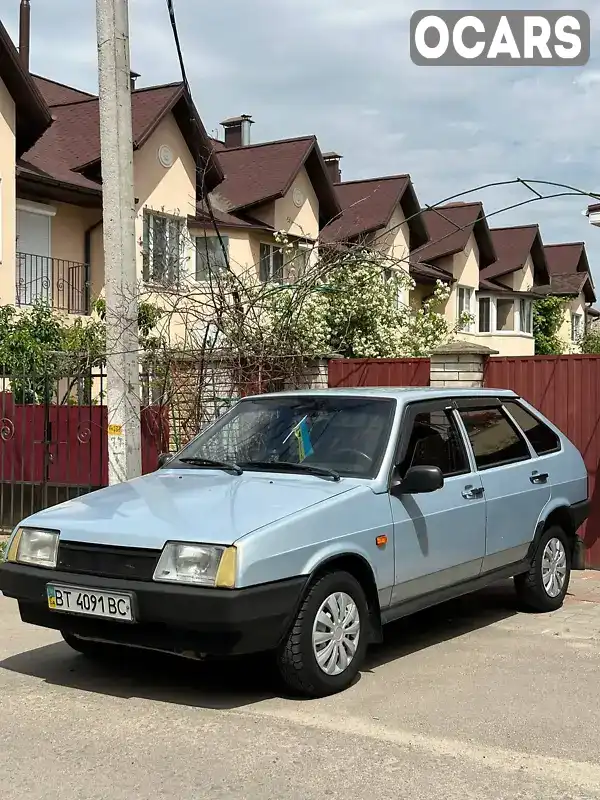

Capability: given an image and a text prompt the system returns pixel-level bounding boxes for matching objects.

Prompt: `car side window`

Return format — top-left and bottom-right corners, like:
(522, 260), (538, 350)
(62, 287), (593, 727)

(458, 407), (531, 470)
(399, 410), (469, 478)
(503, 401), (561, 456)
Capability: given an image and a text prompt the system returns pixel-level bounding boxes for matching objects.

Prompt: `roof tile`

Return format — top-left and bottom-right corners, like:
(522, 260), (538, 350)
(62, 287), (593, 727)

(214, 137), (315, 210)
(536, 273), (587, 295)
(482, 225), (539, 281)
(19, 82), (213, 193)
(32, 74), (96, 106)
(413, 202), (492, 265)
(320, 176), (410, 242)
(544, 242), (586, 276)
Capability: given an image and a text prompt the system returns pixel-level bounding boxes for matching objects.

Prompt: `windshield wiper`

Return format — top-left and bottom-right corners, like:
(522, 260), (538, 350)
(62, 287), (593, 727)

(178, 457), (243, 475)
(240, 460), (340, 481)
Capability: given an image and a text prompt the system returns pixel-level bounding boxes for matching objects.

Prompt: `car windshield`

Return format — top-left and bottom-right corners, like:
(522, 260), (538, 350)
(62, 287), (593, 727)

(173, 395), (396, 479)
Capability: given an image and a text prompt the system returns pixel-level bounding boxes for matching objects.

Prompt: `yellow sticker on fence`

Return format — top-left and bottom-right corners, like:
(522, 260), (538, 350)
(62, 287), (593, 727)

(108, 424), (123, 436)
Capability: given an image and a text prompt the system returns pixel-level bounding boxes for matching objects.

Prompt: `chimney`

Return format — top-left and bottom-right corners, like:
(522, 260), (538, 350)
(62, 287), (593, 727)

(19, 0), (31, 71)
(130, 71), (140, 91)
(220, 115), (254, 148)
(323, 152), (342, 184)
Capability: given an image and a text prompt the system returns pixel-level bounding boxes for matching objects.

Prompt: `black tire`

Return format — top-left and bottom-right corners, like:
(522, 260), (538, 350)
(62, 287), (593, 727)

(61, 632), (124, 661)
(514, 525), (572, 612)
(276, 571), (369, 698)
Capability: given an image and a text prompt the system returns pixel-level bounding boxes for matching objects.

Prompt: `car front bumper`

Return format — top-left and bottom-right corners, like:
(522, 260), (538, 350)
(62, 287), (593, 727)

(0, 563), (307, 657)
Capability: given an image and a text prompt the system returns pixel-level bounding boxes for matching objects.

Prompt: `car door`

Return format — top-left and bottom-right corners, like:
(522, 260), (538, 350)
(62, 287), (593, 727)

(455, 398), (552, 573)
(388, 400), (486, 606)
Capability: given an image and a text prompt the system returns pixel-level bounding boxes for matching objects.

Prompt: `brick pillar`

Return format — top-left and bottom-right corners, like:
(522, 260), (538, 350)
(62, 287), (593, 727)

(430, 341), (498, 388)
(286, 355), (342, 390)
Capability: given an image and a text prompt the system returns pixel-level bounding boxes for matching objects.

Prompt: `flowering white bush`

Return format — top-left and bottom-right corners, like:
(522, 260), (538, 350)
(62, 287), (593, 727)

(213, 235), (468, 360)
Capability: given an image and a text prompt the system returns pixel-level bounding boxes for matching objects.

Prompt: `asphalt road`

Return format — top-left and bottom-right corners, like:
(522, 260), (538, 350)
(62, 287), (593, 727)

(2, 577), (600, 800)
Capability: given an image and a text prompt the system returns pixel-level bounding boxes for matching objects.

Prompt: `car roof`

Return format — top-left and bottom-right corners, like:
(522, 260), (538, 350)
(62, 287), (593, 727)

(241, 387), (518, 402)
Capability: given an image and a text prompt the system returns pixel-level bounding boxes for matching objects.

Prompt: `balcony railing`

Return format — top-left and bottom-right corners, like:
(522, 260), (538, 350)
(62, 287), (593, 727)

(16, 253), (90, 315)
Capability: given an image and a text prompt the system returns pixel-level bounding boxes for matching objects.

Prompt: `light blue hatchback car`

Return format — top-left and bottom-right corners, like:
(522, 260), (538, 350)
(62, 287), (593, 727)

(0, 387), (590, 697)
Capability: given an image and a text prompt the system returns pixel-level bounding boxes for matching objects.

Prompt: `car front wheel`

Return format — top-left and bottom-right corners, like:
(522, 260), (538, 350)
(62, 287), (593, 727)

(514, 525), (571, 612)
(276, 571), (369, 698)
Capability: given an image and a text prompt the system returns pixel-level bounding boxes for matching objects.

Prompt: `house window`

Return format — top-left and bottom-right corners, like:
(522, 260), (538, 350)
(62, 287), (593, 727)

(519, 299), (533, 333)
(259, 243), (284, 283)
(571, 312), (583, 342)
(457, 286), (474, 330)
(196, 235), (228, 281)
(143, 211), (184, 286)
(290, 246), (309, 279)
(478, 297), (491, 333)
(496, 299), (515, 332)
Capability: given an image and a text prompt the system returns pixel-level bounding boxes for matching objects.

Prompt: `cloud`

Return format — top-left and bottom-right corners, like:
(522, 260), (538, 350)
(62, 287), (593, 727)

(1, 0), (599, 283)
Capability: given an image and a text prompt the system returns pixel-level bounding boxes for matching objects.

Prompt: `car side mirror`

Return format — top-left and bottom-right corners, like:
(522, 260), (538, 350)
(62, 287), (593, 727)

(157, 452), (175, 469)
(391, 465), (444, 496)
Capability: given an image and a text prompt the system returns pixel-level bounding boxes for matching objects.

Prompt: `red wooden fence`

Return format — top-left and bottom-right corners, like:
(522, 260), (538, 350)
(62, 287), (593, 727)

(485, 355), (600, 567)
(328, 358), (430, 388)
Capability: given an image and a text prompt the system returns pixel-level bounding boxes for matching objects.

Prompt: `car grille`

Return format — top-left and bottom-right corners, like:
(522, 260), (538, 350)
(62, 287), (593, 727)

(57, 541), (160, 581)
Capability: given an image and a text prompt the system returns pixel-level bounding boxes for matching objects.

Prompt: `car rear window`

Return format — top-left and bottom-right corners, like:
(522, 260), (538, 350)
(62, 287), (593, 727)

(458, 407), (530, 470)
(503, 401), (560, 456)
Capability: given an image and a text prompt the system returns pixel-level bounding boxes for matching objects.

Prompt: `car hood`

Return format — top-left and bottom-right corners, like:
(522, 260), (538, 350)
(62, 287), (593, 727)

(19, 469), (362, 549)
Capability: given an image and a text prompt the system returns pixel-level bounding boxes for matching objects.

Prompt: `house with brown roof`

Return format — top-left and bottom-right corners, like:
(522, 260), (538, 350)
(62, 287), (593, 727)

(318, 155), (428, 303)
(16, 70), (221, 316)
(0, 15), (52, 306)
(475, 224), (550, 355)
(410, 207), (550, 356)
(1, 0), (222, 319)
(537, 242), (596, 351)
(411, 201), (502, 335)
(188, 117), (340, 287)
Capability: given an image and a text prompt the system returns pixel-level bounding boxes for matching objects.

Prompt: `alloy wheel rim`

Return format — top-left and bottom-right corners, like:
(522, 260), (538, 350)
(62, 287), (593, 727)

(312, 591), (360, 676)
(541, 537), (567, 598)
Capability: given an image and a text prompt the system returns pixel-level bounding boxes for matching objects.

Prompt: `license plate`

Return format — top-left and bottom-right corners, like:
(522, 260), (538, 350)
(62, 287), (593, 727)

(46, 584), (134, 622)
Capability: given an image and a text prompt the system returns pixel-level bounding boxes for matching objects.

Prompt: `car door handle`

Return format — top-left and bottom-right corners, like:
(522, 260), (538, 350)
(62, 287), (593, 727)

(530, 472), (549, 484)
(462, 485), (484, 499)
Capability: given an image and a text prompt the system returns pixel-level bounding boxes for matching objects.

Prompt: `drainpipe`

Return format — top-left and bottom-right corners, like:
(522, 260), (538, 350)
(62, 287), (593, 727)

(84, 217), (103, 313)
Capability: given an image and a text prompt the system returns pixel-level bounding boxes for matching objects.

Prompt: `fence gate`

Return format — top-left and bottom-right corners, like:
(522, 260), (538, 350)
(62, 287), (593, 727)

(0, 371), (168, 532)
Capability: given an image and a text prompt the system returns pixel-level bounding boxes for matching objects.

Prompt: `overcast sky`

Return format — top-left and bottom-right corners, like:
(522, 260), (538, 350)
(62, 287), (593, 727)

(2, 0), (600, 282)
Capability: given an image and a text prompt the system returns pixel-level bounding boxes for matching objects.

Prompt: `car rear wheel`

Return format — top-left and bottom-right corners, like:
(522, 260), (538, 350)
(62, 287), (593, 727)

(276, 571), (369, 698)
(514, 525), (571, 612)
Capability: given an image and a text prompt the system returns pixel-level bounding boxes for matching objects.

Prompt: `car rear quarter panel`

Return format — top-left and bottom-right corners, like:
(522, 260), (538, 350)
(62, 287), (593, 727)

(516, 399), (590, 524)
(234, 485), (394, 595)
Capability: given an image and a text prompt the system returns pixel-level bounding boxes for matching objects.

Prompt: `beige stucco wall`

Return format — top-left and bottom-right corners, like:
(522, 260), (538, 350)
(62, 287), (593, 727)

(557, 293), (585, 352)
(479, 333), (535, 357)
(276, 167), (319, 240)
(0, 78), (16, 306)
(494, 255), (534, 293)
(439, 235), (480, 325)
(134, 112), (197, 281)
(409, 282), (434, 309)
(51, 202), (101, 265)
(376, 206), (411, 304)
(249, 167), (319, 242)
(187, 223), (276, 283)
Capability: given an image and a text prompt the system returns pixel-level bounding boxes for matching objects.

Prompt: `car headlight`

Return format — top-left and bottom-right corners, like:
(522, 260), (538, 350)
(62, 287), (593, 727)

(153, 542), (236, 588)
(7, 528), (59, 569)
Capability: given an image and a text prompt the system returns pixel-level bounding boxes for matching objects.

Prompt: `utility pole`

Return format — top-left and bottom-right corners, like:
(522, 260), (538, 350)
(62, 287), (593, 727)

(96, 0), (141, 484)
